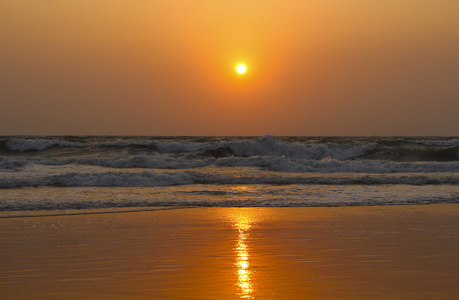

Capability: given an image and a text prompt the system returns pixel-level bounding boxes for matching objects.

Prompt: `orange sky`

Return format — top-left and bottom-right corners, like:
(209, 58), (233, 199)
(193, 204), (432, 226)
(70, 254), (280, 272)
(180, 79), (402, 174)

(1, 0), (458, 135)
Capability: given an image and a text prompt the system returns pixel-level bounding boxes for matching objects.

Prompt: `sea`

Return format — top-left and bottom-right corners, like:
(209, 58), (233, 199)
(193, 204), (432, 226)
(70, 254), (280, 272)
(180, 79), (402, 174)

(1, 135), (459, 215)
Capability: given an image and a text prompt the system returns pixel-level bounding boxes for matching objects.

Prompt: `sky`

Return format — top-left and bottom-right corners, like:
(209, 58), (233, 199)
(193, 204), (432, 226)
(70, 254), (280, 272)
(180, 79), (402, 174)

(1, 0), (458, 136)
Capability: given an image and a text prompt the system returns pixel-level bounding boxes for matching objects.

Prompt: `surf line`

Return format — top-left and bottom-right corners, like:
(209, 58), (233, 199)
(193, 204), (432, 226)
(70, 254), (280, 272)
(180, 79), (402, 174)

(0, 206), (199, 219)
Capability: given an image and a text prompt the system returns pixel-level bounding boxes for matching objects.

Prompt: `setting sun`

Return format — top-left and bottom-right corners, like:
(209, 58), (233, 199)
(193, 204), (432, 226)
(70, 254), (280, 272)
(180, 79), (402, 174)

(236, 64), (247, 74)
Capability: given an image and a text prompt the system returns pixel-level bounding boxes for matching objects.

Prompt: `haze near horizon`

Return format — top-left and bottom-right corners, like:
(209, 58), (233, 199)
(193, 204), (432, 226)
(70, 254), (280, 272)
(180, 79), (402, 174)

(1, 1), (458, 136)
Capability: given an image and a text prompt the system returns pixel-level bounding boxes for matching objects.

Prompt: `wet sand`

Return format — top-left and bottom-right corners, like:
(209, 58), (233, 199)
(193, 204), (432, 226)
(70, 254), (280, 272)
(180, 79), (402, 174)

(1, 205), (459, 299)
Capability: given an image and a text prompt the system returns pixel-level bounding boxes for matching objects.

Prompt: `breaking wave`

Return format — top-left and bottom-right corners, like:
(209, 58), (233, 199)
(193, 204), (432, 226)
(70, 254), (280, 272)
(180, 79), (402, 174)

(1, 169), (459, 188)
(3, 136), (459, 212)
(6, 138), (83, 151)
(4, 135), (458, 162)
(414, 140), (459, 147)
(4, 136), (377, 160)
(2, 155), (459, 173)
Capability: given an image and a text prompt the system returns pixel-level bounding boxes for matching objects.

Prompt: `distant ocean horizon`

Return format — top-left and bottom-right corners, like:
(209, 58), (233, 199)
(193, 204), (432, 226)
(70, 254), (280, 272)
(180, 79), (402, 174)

(1, 135), (459, 214)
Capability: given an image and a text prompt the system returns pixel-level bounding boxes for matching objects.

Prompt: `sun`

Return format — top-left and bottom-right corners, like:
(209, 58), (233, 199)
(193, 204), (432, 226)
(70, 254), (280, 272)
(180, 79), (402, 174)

(236, 64), (247, 74)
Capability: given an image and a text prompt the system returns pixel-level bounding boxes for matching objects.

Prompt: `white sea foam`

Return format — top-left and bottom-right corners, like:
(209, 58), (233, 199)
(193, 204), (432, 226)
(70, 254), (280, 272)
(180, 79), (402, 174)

(6, 138), (83, 151)
(2, 154), (459, 173)
(414, 140), (459, 147)
(174, 135), (378, 160)
(0, 156), (216, 170)
(1, 168), (459, 188)
(224, 136), (378, 160)
(216, 156), (459, 173)
(1, 184), (459, 212)
(47, 156), (215, 169)
(5, 136), (378, 160)
(0, 170), (194, 188)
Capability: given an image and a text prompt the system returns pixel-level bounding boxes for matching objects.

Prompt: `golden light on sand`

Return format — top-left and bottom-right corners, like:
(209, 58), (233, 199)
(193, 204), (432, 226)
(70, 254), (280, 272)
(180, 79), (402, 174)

(236, 64), (247, 74)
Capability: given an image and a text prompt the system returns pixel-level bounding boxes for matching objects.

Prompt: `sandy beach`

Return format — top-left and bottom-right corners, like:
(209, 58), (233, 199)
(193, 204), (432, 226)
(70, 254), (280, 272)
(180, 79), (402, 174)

(1, 205), (459, 299)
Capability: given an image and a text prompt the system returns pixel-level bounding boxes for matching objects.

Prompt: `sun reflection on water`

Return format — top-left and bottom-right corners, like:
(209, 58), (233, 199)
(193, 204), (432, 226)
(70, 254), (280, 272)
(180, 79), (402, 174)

(232, 210), (254, 299)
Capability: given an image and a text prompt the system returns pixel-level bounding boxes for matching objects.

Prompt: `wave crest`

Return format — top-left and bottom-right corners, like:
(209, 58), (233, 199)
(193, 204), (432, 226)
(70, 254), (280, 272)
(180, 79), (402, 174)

(6, 138), (82, 151)
(1, 169), (459, 188)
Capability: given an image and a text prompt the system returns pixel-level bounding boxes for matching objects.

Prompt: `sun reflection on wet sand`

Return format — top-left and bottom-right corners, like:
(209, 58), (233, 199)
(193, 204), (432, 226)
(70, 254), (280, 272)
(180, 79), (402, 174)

(231, 209), (255, 299)
(236, 231), (252, 298)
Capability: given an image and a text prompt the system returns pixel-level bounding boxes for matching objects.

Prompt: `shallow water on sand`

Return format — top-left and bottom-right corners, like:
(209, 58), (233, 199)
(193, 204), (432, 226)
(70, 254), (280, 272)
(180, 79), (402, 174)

(1, 206), (458, 299)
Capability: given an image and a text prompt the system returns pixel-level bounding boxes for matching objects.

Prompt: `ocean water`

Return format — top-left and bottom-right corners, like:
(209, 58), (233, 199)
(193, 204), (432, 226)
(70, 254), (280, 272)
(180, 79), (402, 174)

(1, 135), (459, 213)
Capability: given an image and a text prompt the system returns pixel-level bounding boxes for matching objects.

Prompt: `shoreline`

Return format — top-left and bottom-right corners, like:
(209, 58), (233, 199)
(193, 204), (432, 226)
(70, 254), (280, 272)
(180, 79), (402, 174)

(1, 204), (458, 299)
(1, 202), (458, 219)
